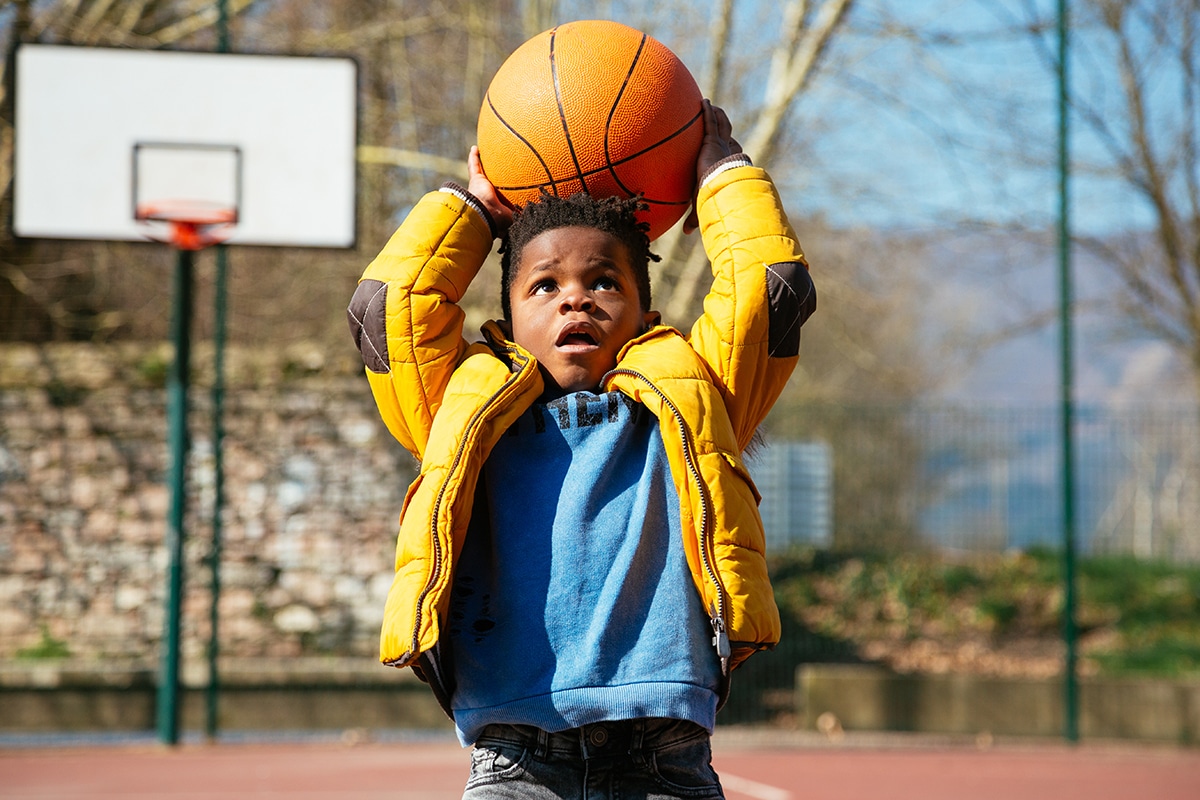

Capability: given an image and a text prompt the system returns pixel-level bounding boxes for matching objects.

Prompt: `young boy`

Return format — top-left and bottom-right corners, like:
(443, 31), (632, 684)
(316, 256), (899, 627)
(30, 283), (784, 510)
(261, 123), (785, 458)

(348, 101), (814, 799)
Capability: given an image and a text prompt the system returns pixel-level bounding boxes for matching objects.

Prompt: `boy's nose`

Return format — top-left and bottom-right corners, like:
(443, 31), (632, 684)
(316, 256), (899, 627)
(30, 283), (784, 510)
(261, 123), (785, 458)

(560, 288), (594, 312)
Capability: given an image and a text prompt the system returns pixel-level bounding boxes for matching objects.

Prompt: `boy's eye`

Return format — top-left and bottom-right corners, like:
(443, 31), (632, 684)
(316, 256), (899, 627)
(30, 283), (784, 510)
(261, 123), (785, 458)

(532, 279), (557, 295)
(594, 276), (619, 291)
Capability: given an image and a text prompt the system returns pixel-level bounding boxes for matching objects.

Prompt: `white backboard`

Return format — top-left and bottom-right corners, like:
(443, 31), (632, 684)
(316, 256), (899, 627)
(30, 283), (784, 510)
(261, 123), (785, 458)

(13, 45), (358, 248)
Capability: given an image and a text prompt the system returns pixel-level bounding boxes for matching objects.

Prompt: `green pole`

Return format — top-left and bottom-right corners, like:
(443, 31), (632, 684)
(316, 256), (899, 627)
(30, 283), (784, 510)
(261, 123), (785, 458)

(217, 0), (230, 52)
(205, 0), (231, 742)
(158, 247), (194, 746)
(205, 245), (227, 740)
(1057, 0), (1080, 743)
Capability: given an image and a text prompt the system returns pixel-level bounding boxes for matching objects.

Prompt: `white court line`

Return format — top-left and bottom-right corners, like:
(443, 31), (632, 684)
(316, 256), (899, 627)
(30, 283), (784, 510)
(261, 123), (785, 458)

(721, 772), (792, 800)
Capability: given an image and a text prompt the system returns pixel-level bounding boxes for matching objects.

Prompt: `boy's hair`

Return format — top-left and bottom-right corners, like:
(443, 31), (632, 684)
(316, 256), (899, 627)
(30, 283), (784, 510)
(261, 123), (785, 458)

(499, 192), (660, 320)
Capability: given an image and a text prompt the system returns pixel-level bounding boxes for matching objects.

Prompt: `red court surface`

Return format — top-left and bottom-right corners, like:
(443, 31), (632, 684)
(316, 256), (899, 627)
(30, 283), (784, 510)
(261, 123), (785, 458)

(2, 732), (1198, 799)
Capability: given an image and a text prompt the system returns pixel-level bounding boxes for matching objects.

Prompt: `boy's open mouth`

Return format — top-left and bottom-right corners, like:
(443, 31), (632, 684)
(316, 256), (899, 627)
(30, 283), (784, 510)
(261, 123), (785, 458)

(556, 323), (598, 348)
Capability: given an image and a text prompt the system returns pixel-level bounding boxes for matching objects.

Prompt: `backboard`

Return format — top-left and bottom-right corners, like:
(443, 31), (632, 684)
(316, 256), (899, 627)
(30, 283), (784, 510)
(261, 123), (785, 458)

(13, 45), (357, 248)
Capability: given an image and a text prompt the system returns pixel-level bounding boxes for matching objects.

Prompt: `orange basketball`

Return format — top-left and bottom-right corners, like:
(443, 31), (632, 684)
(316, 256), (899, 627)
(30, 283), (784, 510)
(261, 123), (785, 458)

(477, 20), (703, 241)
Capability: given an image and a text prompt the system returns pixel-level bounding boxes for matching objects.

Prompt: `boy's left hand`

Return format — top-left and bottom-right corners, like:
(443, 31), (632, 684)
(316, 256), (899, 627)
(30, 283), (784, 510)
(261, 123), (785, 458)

(683, 100), (743, 234)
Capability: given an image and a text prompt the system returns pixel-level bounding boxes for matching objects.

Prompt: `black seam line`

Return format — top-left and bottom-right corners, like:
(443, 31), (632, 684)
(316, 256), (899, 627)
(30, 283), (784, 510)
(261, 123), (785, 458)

(550, 28), (588, 195)
(494, 106), (705, 203)
(604, 34), (647, 197)
(486, 93), (555, 191)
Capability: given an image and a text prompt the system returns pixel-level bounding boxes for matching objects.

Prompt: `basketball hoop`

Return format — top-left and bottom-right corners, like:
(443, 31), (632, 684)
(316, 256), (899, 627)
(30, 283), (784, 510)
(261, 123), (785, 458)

(136, 200), (238, 250)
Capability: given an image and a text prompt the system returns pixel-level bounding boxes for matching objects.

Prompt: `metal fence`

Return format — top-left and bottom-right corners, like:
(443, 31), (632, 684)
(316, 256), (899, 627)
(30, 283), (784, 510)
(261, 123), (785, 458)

(763, 403), (1200, 561)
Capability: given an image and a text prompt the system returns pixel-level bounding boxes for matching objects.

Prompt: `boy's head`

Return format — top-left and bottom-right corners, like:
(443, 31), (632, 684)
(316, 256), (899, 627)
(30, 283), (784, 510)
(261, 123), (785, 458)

(499, 192), (662, 398)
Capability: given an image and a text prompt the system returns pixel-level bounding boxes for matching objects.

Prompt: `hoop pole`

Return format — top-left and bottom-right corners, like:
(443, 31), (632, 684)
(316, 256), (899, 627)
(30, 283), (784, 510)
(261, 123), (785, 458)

(158, 247), (194, 746)
(206, 0), (232, 742)
(218, 0), (230, 53)
(206, 244), (227, 741)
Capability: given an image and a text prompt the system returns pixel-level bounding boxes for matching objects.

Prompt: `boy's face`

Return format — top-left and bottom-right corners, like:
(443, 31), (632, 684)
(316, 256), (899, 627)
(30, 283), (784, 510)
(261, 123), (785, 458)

(508, 226), (657, 398)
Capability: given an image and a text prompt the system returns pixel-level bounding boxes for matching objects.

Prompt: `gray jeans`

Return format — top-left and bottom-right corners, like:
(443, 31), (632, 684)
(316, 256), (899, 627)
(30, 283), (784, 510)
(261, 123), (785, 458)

(462, 718), (724, 799)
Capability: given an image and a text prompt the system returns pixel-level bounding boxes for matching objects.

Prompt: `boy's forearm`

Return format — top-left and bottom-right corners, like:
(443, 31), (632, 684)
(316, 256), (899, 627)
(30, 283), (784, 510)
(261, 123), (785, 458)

(689, 163), (815, 446)
(694, 162), (805, 270)
(348, 188), (496, 457)
(358, 187), (494, 296)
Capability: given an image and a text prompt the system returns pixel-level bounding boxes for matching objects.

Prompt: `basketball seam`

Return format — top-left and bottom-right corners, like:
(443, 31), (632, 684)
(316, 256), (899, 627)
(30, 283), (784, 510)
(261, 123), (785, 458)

(484, 93), (555, 190)
(493, 108), (703, 203)
(603, 33), (648, 200)
(550, 27), (588, 196)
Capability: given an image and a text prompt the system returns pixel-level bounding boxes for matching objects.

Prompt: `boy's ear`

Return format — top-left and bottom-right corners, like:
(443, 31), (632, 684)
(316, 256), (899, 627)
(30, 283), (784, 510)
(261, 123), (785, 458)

(643, 310), (661, 331)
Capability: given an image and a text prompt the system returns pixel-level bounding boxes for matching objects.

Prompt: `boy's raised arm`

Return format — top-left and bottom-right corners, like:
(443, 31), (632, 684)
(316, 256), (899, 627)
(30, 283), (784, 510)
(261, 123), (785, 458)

(686, 101), (816, 450)
(347, 150), (507, 459)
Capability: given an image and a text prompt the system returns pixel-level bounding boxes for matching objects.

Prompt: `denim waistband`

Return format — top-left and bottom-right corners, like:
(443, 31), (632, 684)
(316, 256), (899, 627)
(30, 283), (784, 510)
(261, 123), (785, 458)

(474, 718), (708, 761)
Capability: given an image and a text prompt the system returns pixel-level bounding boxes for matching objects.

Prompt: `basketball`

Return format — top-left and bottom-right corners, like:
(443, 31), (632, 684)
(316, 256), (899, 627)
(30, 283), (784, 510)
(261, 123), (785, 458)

(477, 20), (703, 241)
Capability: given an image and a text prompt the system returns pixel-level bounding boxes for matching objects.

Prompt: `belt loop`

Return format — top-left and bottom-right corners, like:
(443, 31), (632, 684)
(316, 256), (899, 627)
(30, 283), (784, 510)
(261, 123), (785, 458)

(535, 727), (550, 759)
(630, 718), (646, 758)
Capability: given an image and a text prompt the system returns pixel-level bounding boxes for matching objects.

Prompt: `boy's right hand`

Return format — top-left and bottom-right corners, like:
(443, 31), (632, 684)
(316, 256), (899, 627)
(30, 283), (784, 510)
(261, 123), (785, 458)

(696, 99), (743, 176)
(468, 146), (514, 234)
(683, 100), (745, 234)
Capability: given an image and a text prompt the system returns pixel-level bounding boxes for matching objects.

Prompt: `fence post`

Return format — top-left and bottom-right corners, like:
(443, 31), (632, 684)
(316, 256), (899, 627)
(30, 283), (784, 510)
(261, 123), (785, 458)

(1056, 0), (1080, 743)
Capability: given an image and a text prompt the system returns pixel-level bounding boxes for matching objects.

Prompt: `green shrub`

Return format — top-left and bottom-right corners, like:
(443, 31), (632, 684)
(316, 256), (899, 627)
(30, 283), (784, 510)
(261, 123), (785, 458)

(16, 625), (71, 660)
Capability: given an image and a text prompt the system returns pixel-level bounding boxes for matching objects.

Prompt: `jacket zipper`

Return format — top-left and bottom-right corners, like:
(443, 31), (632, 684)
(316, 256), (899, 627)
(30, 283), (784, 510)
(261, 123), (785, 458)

(606, 368), (731, 674)
(390, 347), (532, 665)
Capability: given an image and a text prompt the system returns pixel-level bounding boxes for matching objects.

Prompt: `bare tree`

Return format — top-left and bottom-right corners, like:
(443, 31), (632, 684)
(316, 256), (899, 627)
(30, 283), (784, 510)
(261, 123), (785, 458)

(653, 0), (856, 326)
(1065, 0), (1200, 403)
(962, 0), (1200, 403)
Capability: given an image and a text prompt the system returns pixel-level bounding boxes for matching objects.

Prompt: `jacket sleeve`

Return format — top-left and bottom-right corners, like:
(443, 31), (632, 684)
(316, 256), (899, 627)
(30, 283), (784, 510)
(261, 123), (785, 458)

(687, 158), (816, 451)
(346, 187), (496, 460)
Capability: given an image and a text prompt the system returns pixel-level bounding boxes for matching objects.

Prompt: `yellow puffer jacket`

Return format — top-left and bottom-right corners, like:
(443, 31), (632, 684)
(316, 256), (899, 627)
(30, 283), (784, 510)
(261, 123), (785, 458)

(348, 162), (814, 689)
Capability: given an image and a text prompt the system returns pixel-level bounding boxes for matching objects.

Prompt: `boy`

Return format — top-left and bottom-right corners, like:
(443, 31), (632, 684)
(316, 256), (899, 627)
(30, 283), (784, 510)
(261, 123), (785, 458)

(348, 101), (814, 799)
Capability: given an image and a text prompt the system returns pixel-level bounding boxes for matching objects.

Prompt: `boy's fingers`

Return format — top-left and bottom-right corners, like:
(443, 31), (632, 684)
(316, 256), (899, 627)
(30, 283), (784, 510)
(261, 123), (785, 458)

(464, 145), (514, 235)
(714, 105), (732, 143)
(468, 145), (483, 178)
(712, 105), (742, 155)
(683, 206), (699, 234)
(702, 100), (741, 157)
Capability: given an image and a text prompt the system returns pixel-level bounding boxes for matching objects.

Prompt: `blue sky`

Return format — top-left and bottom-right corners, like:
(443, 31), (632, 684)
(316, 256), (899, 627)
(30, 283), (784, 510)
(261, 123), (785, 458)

(560, 0), (1170, 237)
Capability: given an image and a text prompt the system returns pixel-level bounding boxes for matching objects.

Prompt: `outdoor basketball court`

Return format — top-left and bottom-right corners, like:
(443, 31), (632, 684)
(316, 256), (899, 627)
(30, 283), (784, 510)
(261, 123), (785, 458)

(6, 34), (1196, 800)
(3, 731), (1197, 799)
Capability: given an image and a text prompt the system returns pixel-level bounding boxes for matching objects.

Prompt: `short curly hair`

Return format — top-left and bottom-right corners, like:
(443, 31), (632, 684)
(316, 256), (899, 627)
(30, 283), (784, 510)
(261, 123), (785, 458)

(499, 192), (660, 320)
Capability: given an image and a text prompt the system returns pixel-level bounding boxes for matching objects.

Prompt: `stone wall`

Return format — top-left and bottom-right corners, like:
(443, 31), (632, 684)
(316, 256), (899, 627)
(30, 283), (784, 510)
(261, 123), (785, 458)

(797, 664), (1200, 743)
(0, 342), (416, 664)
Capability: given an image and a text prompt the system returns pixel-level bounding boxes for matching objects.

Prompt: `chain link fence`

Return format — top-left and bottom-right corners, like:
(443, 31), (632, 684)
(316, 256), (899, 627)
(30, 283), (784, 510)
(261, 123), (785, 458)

(761, 403), (1200, 560)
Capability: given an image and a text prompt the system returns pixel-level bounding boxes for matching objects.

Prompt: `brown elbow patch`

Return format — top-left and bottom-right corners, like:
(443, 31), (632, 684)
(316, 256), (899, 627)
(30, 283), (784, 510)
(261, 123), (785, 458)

(765, 261), (815, 359)
(347, 279), (389, 373)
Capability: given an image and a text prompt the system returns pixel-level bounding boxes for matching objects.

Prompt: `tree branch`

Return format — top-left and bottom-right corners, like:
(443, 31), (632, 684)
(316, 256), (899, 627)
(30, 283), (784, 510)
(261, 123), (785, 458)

(746, 0), (853, 164)
(660, 0), (855, 323)
(357, 145), (466, 180)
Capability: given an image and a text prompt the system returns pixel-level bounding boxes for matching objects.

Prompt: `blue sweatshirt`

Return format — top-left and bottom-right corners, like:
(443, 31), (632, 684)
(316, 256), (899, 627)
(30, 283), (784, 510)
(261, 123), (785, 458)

(446, 390), (721, 745)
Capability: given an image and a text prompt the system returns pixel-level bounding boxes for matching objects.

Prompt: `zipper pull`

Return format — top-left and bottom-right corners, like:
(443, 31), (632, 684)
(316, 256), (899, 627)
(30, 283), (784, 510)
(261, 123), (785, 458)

(711, 616), (731, 674)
